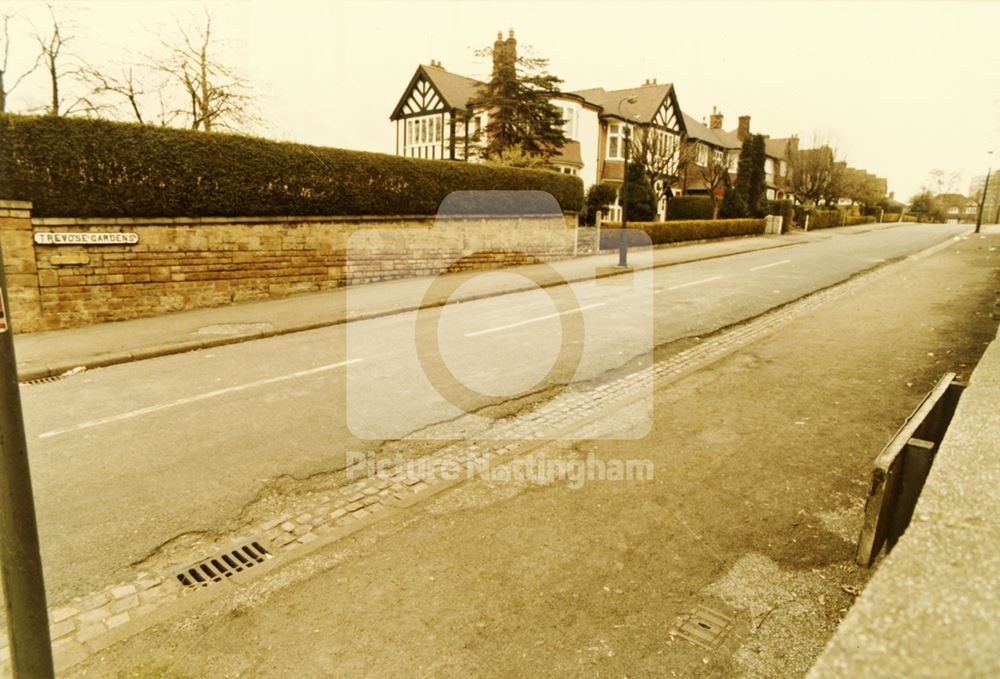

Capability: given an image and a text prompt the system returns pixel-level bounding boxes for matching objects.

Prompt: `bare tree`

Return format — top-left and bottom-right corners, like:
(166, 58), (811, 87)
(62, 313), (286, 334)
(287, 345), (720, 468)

(153, 10), (254, 132)
(1, 13), (40, 112)
(698, 149), (730, 219)
(630, 127), (693, 208)
(789, 143), (836, 206)
(75, 63), (147, 122)
(33, 4), (81, 115)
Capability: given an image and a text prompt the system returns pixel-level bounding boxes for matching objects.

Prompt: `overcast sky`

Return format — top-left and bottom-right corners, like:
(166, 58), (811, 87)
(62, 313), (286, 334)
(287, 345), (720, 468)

(3, 0), (999, 200)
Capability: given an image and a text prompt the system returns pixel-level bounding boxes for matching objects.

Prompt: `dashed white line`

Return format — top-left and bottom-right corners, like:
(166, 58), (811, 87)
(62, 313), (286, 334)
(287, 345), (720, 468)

(666, 275), (723, 291)
(464, 302), (606, 337)
(38, 358), (363, 439)
(749, 259), (792, 271)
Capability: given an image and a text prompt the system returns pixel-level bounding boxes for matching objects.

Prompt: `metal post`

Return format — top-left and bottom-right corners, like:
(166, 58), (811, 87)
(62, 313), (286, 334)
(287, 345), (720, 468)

(0, 248), (54, 678)
(619, 125), (630, 268)
(975, 168), (991, 234)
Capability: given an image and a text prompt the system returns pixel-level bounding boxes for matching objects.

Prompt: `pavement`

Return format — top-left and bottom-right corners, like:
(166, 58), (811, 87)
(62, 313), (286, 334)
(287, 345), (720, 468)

(809, 274), (1000, 674)
(17, 226), (892, 381)
(30, 226), (996, 677)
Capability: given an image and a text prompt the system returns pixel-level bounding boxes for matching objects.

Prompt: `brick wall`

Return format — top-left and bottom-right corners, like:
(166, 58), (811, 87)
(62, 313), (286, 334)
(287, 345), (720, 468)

(1, 201), (578, 332)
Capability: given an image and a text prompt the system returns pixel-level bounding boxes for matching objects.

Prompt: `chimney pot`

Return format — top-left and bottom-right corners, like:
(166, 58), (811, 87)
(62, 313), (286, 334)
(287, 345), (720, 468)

(508, 28), (515, 39)
(709, 108), (723, 130)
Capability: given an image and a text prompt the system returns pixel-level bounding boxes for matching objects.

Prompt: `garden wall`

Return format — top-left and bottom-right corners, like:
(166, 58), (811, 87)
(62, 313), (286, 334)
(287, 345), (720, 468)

(1, 200), (577, 333)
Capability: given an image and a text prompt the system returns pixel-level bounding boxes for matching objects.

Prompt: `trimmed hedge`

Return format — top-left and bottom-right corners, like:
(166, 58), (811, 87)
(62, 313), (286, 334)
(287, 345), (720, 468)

(845, 215), (877, 226)
(600, 218), (765, 248)
(0, 114), (583, 218)
(667, 196), (714, 221)
(806, 210), (843, 229)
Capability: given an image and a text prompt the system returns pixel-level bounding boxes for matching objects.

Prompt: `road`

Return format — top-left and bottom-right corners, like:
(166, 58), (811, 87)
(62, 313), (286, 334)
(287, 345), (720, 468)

(16, 222), (968, 607)
(66, 226), (1000, 678)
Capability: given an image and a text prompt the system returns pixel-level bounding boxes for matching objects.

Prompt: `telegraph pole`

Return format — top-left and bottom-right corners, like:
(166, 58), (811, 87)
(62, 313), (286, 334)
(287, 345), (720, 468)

(975, 168), (990, 234)
(0, 246), (54, 677)
(620, 125), (631, 268)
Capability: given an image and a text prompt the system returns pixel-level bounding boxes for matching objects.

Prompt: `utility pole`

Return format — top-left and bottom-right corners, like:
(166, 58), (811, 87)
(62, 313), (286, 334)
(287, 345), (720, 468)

(0, 247), (55, 678)
(975, 168), (990, 234)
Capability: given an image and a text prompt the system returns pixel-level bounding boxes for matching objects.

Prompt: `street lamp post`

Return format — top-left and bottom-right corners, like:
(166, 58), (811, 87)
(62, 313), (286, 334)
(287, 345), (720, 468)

(620, 124), (631, 267)
(617, 95), (638, 268)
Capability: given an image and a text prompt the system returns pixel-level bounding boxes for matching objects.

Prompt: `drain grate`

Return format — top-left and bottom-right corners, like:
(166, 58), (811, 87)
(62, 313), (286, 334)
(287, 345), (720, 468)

(22, 375), (63, 385)
(176, 541), (272, 589)
(670, 603), (736, 650)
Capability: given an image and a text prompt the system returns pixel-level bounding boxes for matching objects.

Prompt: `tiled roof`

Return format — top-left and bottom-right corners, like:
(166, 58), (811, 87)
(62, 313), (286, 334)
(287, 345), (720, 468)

(572, 83), (675, 124)
(681, 113), (741, 150)
(422, 64), (483, 109)
(765, 136), (794, 160)
(552, 140), (583, 167)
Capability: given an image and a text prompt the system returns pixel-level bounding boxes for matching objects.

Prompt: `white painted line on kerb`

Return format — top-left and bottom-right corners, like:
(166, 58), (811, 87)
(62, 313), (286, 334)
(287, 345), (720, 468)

(465, 302), (606, 337)
(666, 275), (723, 291)
(749, 259), (791, 272)
(38, 359), (363, 439)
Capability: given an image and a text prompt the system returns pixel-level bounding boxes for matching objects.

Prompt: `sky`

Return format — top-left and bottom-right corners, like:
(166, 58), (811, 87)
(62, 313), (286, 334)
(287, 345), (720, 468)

(2, 0), (999, 200)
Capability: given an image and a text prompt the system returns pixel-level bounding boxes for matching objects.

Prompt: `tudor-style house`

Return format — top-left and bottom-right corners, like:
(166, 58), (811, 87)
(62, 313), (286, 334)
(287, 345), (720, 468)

(389, 30), (686, 221)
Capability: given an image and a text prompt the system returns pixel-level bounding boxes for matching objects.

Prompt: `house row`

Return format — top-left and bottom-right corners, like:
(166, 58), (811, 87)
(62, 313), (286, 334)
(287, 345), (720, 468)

(389, 30), (880, 220)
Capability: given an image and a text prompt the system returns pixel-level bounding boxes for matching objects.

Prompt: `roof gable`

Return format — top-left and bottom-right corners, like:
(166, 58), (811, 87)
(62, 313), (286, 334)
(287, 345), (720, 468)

(390, 65), (483, 120)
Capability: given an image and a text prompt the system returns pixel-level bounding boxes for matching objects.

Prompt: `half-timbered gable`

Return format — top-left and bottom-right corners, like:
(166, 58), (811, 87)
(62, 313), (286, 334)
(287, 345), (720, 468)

(390, 63), (486, 161)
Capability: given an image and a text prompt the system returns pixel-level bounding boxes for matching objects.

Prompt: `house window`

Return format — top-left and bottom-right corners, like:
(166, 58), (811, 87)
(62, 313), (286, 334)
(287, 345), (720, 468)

(697, 144), (708, 166)
(561, 106), (578, 141)
(729, 152), (739, 171)
(713, 150), (724, 165)
(473, 115), (483, 140)
(948, 206), (959, 214)
(607, 124), (624, 160)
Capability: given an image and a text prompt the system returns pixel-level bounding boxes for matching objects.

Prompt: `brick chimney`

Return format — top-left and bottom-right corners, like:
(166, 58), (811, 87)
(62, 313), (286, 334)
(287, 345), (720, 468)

(737, 115), (751, 142)
(492, 29), (517, 80)
(709, 106), (723, 130)
(789, 134), (799, 154)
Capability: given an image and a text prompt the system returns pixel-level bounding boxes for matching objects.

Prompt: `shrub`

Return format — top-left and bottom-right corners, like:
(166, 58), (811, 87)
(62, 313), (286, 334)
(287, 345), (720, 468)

(806, 210), (843, 229)
(667, 196), (714, 221)
(621, 163), (658, 222)
(845, 215), (876, 226)
(0, 113), (583, 217)
(600, 218), (765, 248)
(584, 182), (618, 225)
(769, 199), (795, 228)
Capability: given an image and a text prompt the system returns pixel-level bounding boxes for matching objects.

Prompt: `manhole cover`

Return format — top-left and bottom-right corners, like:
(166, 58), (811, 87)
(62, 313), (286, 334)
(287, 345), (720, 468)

(670, 603), (736, 650)
(193, 323), (275, 336)
(176, 541), (272, 590)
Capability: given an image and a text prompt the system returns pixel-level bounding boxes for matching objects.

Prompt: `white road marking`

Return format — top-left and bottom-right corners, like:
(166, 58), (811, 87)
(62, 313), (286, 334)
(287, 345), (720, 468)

(666, 275), (723, 291)
(464, 302), (606, 337)
(749, 259), (791, 272)
(38, 359), (363, 439)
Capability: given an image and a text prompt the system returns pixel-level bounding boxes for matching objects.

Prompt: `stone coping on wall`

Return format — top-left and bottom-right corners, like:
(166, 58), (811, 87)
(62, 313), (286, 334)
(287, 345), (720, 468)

(31, 213), (578, 227)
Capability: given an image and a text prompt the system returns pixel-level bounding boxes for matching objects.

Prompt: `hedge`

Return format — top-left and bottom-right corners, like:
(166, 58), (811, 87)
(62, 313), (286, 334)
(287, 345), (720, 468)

(845, 215), (877, 226)
(806, 210), (843, 229)
(0, 114), (584, 218)
(667, 196), (714, 221)
(600, 218), (765, 248)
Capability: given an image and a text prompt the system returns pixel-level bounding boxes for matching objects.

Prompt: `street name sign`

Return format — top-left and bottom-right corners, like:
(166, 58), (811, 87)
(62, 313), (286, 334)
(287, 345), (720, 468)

(33, 232), (139, 245)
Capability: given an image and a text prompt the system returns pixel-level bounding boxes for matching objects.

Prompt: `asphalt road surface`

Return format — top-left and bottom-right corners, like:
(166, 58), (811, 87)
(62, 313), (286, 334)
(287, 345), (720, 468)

(16, 222), (968, 607)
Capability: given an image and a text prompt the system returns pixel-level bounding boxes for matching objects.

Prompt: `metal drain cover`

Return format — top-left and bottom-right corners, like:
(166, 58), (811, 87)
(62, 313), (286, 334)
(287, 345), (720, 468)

(176, 541), (272, 590)
(21, 375), (63, 385)
(670, 603), (737, 650)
